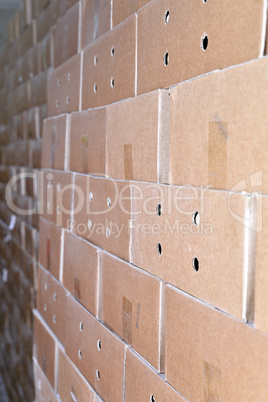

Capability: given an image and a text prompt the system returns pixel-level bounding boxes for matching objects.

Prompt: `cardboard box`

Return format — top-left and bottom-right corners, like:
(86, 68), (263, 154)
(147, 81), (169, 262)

(48, 52), (82, 117)
(101, 252), (164, 372)
(39, 32), (54, 72)
(32, 139), (43, 169)
(37, 265), (66, 345)
(25, 107), (42, 139)
(41, 169), (73, 228)
(63, 231), (99, 317)
(54, 2), (81, 68)
(112, 0), (150, 27)
(36, 0), (60, 42)
(39, 217), (62, 280)
(41, 114), (70, 170)
(82, 15), (136, 109)
(125, 348), (185, 401)
(16, 81), (31, 114)
(73, 175), (131, 262)
(58, 348), (97, 401)
(106, 89), (170, 183)
(33, 358), (58, 402)
(165, 285), (268, 400)
(33, 310), (56, 388)
(130, 182), (255, 321)
(137, 0), (266, 95)
(169, 57), (268, 193)
(31, 70), (48, 108)
(60, 0), (79, 16)
(22, 45), (40, 81)
(65, 294), (126, 402)
(69, 108), (106, 175)
(82, 0), (110, 48)
(20, 21), (37, 55)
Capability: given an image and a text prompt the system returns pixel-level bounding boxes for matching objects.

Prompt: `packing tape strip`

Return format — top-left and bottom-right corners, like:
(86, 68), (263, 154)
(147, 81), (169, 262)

(122, 295), (132, 345)
(124, 143), (133, 180)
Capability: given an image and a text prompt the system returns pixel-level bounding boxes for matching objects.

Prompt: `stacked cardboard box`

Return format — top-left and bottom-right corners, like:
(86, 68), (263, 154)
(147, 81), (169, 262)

(1, 0), (268, 400)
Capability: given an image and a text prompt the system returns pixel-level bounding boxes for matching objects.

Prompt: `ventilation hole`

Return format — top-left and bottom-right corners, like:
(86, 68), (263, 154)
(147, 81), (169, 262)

(56, 100), (59, 107)
(94, 55), (98, 66)
(150, 395), (155, 402)
(67, 73), (71, 82)
(192, 257), (199, 272)
(93, 83), (97, 93)
(53, 315), (57, 324)
(89, 192), (93, 201)
(106, 227), (111, 237)
(57, 206), (60, 214)
(88, 219), (92, 229)
(163, 52), (169, 66)
(156, 243), (162, 256)
(192, 211), (200, 226)
(111, 77), (114, 88)
(97, 340), (101, 350)
(107, 197), (111, 208)
(201, 35), (208, 51)
(164, 10), (169, 23)
(78, 349), (82, 359)
(156, 203), (161, 216)
(53, 292), (57, 301)
(44, 303), (47, 311)
(203, 0), (208, 2)
(57, 183), (61, 191)
(96, 370), (100, 380)
(66, 96), (70, 104)
(57, 78), (61, 87)
(80, 322), (83, 331)
(111, 46), (115, 56)
(44, 283), (47, 291)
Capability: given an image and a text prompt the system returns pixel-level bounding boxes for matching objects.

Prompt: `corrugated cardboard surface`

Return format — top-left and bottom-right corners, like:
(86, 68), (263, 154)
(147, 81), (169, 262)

(82, 0), (111, 48)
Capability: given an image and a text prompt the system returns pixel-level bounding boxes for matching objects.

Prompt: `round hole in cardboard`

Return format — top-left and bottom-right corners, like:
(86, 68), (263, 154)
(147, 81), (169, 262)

(44, 303), (47, 311)
(56, 100), (60, 107)
(67, 73), (71, 82)
(88, 219), (92, 229)
(78, 349), (82, 359)
(94, 55), (98, 66)
(156, 203), (161, 216)
(66, 96), (70, 104)
(94, 83), (97, 93)
(192, 257), (199, 272)
(96, 370), (100, 380)
(106, 227), (111, 237)
(111, 77), (114, 88)
(53, 315), (57, 324)
(150, 395), (155, 402)
(163, 52), (169, 66)
(57, 78), (61, 87)
(192, 211), (200, 226)
(97, 340), (101, 350)
(201, 34), (208, 51)
(107, 197), (111, 207)
(89, 192), (93, 201)
(53, 292), (57, 301)
(57, 206), (60, 214)
(156, 243), (162, 256)
(164, 10), (169, 23)
(111, 46), (115, 56)
(80, 322), (83, 331)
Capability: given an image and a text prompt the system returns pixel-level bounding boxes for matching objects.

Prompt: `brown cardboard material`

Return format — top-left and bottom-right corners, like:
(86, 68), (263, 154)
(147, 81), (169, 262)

(82, 0), (110, 48)
(101, 252), (164, 372)
(36, 0), (60, 42)
(165, 285), (268, 400)
(65, 294), (126, 402)
(60, 0), (79, 16)
(37, 265), (66, 345)
(39, 217), (62, 280)
(54, 2), (81, 68)
(33, 310), (56, 388)
(31, 70), (48, 108)
(73, 175), (131, 262)
(130, 182), (254, 321)
(58, 348), (96, 401)
(169, 57), (268, 193)
(33, 358), (58, 402)
(63, 231), (99, 317)
(41, 114), (69, 171)
(32, 139), (43, 169)
(112, 0), (150, 27)
(48, 52), (82, 117)
(39, 32), (54, 72)
(69, 108), (106, 175)
(106, 89), (170, 183)
(125, 348), (185, 401)
(137, 0), (266, 95)
(20, 21), (37, 55)
(16, 81), (31, 114)
(82, 15), (136, 109)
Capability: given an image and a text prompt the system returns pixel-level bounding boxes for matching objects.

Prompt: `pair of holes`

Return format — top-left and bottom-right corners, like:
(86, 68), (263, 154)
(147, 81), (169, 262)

(93, 77), (114, 93)
(163, 36), (208, 67)
(157, 243), (199, 271)
(94, 46), (114, 66)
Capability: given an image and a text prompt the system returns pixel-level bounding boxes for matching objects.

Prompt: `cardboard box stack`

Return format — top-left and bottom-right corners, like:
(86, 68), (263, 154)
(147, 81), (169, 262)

(1, 0), (268, 400)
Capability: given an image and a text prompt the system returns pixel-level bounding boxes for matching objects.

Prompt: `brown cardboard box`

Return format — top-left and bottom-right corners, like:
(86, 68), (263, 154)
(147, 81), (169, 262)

(25, 107), (42, 139)
(65, 294), (126, 402)
(32, 139), (43, 169)
(112, 0), (150, 27)
(39, 217), (62, 280)
(82, 15), (136, 109)
(130, 182), (255, 321)
(37, 265), (66, 345)
(60, 0), (79, 16)
(36, 0), (60, 42)
(73, 175), (131, 262)
(165, 285), (268, 400)
(41, 169), (73, 228)
(69, 108), (106, 175)
(125, 348), (185, 401)
(137, 0), (266, 95)
(31, 70), (48, 108)
(54, 2), (81, 68)
(101, 252), (164, 372)
(39, 32), (53, 72)
(16, 81), (31, 114)
(63, 231), (99, 317)
(20, 21), (37, 55)
(33, 358), (58, 402)
(106, 89), (170, 183)
(169, 57), (268, 193)
(48, 52), (82, 117)
(42, 114), (70, 170)
(33, 310), (56, 388)
(82, 0), (110, 48)
(22, 45), (40, 81)
(58, 348), (97, 401)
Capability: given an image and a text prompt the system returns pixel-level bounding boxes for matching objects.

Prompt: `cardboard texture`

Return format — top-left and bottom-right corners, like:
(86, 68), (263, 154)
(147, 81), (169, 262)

(39, 32), (54, 72)
(137, 0), (266, 95)
(54, 2), (81, 68)
(165, 285), (268, 400)
(106, 89), (170, 183)
(82, 15), (136, 109)
(41, 114), (69, 171)
(58, 348), (96, 401)
(82, 0), (110, 48)
(101, 252), (164, 372)
(169, 57), (268, 192)
(33, 311), (55, 388)
(131, 182), (254, 321)
(48, 52), (82, 117)
(31, 70), (48, 108)
(33, 359), (58, 402)
(36, 0), (60, 42)
(65, 295), (125, 402)
(63, 231), (99, 317)
(73, 175), (131, 261)
(112, 0), (150, 27)
(60, 0), (80, 16)
(69, 108), (106, 175)
(20, 21), (37, 55)
(125, 348), (185, 402)
(39, 217), (62, 280)
(37, 265), (66, 345)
